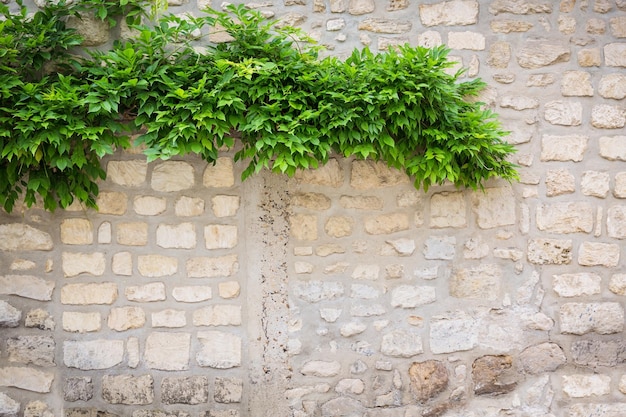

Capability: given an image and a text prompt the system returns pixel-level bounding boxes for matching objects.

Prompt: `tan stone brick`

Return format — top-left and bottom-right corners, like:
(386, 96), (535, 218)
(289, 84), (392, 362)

(152, 161), (195, 192)
(107, 160), (147, 187)
(197, 331), (241, 369)
(133, 196), (167, 216)
(193, 305), (242, 326)
(62, 252), (106, 277)
(145, 332), (191, 371)
(536, 202), (594, 234)
(581, 171), (610, 198)
(350, 160), (409, 189)
(472, 187), (516, 229)
(561, 71), (594, 96)
(527, 239), (572, 265)
(205, 225), (238, 249)
(212, 195), (240, 217)
(117, 222), (148, 246)
(577, 48), (602, 67)
(62, 312), (101, 333)
(60, 219), (93, 245)
(541, 135), (588, 162)
(608, 205), (626, 239)
(108, 307), (146, 331)
(292, 192), (331, 210)
(599, 74), (626, 100)
(418, 31), (443, 48)
(450, 264), (501, 300)
(61, 282), (118, 305)
(96, 191), (128, 215)
(586, 18), (606, 34)
(126, 282), (166, 302)
(112, 251), (132, 276)
(325, 216), (354, 238)
(137, 255), (178, 277)
(544, 101), (582, 126)
(358, 18), (411, 33)
(152, 309), (186, 328)
(218, 281), (241, 299)
(489, 0), (552, 14)
(348, 0), (374, 15)
(0, 367), (54, 393)
(98, 221), (112, 244)
(186, 255), (239, 278)
(340, 195), (383, 210)
(430, 192), (466, 228)
(560, 302), (624, 334)
(420, 0), (478, 26)
(578, 241), (620, 267)
(0, 275), (54, 301)
(599, 136), (626, 161)
(563, 375), (610, 398)
(615, 172), (626, 197)
(175, 196), (205, 216)
(609, 274), (626, 295)
(66, 12), (109, 46)
(490, 19), (533, 33)
(156, 223), (196, 249)
(546, 168), (576, 196)
(290, 214), (318, 240)
(592, 104), (626, 129)
(517, 41), (570, 69)
(295, 158), (344, 187)
(364, 213), (409, 234)
(0, 224), (53, 251)
(448, 31), (485, 50)
(203, 157), (235, 188)
(605, 43), (626, 67)
(610, 16), (626, 37)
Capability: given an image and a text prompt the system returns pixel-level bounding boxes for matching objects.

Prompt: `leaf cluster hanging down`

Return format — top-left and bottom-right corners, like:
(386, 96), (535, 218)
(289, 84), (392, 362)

(0, 1), (518, 212)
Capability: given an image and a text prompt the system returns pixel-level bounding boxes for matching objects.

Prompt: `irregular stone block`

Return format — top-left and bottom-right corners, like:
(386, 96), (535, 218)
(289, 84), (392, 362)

(472, 186), (516, 229)
(0, 275), (54, 301)
(491, 19), (533, 33)
(25, 309), (54, 330)
(391, 286), (436, 308)
(423, 236), (456, 260)
(0, 301), (21, 328)
(545, 168), (575, 196)
(107, 307), (146, 331)
(560, 302), (624, 335)
(561, 70), (594, 96)
(350, 160), (408, 189)
(112, 252), (132, 276)
(335, 378), (365, 395)
(409, 360), (448, 403)
(606, 205), (626, 239)
(133, 196), (167, 216)
(340, 321), (367, 337)
(0, 367), (54, 393)
(517, 41), (569, 69)
(519, 343), (566, 374)
(324, 216), (354, 238)
(60, 218), (93, 244)
(578, 48), (602, 67)
(64, 377), (93, 402)
(107, 160), (147, 187)
(420, 0), (478, 26)
(197, 331), (241, 369)
(301, 361), (341, 377)
(66, 12), (109, 46)
(203, 157), (235, 188)
(536, 202), (593, 233)
(218, 282), (240, 299)
(553, 273), (601, 297)
(599, 136), (626, 161)
(64, 340), (124, 370)
(592, 104), (626, 129)
(172, 286), (213, 302)
(487, 41), (511, 68)
(175, 196), (205, 216)
(450, 264), (501, 300)
(562, 374), (610, 398)
(358, 18), (411, 33)
(339, 195), (383, 210)
(138, 255), (178, 277)
(381, 329), (423, 357)
(543, 101), (582, 126)
(581, 171), (610, 198)
(295, 158), (343, 187)
(62, 312), (100, 333)
(7, 336), (55, 367)
(125, 282), (166, 302)
(116, 222), (148, 246)
(609, 274), (626, 295)
(294, 281), (344, 303)
(569, 404), (626, 417)
(96, 191), (128, 214)
(102, 374), (154, 405)
(187, 255), (239, 278)
(0, 392), (19, 417)
(351, 264), (379, 280)
(61, 282), (117, 305)
(527, 238), (572, 265)
(162, 376), (208, 405)
(316, 244), (345, 257)
(156, 223), (196, 249)
(321, 397), (365, 417)
(98, 221), (112, 243)
(133, 411), (191, 417)
(578, 241), (620, 267)
(145, 332), (191, 371)
(193, 305), (241, 326)
(605, 43), (626, 67)
(291, 193), (331, 211)
(489, 0), (552, 14)
(62, 252), (106, 277)
(289, 214), (318, 241)
(151, 161), (194, 192)
(430, 311), (478, 354)
(599, 74), (626, 99)
(430, 192), (466, 228)
(571, 339), (626, 367)
(472, 355), (517, 395)
(348, 0), (374, 15)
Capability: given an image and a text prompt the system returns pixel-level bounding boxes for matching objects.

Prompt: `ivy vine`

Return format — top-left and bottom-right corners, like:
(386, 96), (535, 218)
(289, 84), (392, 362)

(0, 0), (518, 213)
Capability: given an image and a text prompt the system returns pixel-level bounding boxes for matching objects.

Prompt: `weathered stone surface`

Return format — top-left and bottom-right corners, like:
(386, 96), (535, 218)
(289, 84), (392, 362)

(578, 241), (620, 267)
(578, 48), (602, 67)
(517, 41), (570, 69)
(536, 202), (593, 234)
(409, 360), (448, 403)
(295, 158), (343, 187)
(616, 173), (626, 198)
(61, 282), (117, 305)
(340, 321), (367, 337)
(430, 311), (478, 354)
(571, 339), (626, 367)
(212, 195), (240, 217)
(527, 238), (572, 265)
(96, 191), (128, 214)
(600, 136), (626, 161)
(326, 18), (345, 31)
(162, 376), (208, 405)
(294, 281), (344, 302)
(472, 187), (516, 229)
(175, 196), (205, 216)
(25, 309), (53, 330)
(214, 377), (243, 403)
(133, 412), (191, 417)
(335, 378), (365, 395)
(545, 168), (575, 196)
(301, 361), (341, 377)
(218, 282), (240, 299)
(487, 41), (511, 68)
(581, 171), (610, 198)
(156, 223), (196, 249)
(348, 0), (374, 15)
(138, 254), (178, 277)
(173, 286), (213, 302)
(151, 161), (195, 192)
(391, 286), (436, 308)
(62, 252), (106, 277)
(145, 332), (191, 371)
(292, 193), (331, 210)
(420, 0), (478, 26)
(102, 375), (154, 405)
(562, 374), (610, 398)
(448, 31), (485, 50)
(381, 330), (423, 357)
(197, 331), (241, 368)
(489, 0), (552, 14)
(543, 101), (582, 126)
(553, 273), (601, 297)
(0, 275), (54, 301)
(23, 400), (53, 417)
(64, 377), (93, 402)
(592, 104), (626, 129)
(125, 282), (166, 303)
(116, 222), (148, 245)
(500, 94), (539, 110)
(605, 43), (626, 67)
(472, 355), (517, 396)
(0, 301), (21, 328)
(339, 195), (383, 210)
(560, 302), (624, 334)
(7, 336), (55, 366)
(364, 213), (409, 234)
(187, 255), (239, 278)
(324, 216), (354, 238)
(450, 264), (501, 300)
(569, 404), (626, 417)
(64, 339), (124, 370)
(60, 218), (93, 244)
(321, 397), (365, 417)
(561, 71), (594, 96)
(430, 192), (466, 228)
(107, 307), (146, 331)
(491, 19), (533, 33)
(599, 73), (626, 99)
(519, 343), (566, 375)
(358, 18), (411, 33)
(558, 15), (577, 34)
(107, 160), (147, 187)
(608, 205), (626, 239)
(152, 309), (186, 328)
(193, 305), (241, 326)
(62, 312), (100, 333)
(112, 251), (132, 276)
(0, 392), (19, 417)
(351, 161), (408, 189)
(610, 274), (626, 295)
(290, 214), (318, 240)
(0, 367), (54, 393)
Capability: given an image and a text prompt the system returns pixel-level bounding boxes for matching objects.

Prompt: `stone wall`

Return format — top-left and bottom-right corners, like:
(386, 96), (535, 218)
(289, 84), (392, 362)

(1, 0), (626, 416)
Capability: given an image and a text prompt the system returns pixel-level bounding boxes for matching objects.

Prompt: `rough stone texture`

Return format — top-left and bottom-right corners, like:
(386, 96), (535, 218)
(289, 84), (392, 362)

(138, 254), (178, 277)
(151, 161), (195, 192)
(102, 375), (154, 405)
(430, 311), (477, 354)
(472, 355), (518, 396)
(0, 367), (54, 393)
(172, 286), (213, 302)
(553, 273), (601, 297)
(193, 305), (242, 326)
(569, 404), (626, 417)
(536, 202), (593, 233)
(419, 0), (478, 26)
(390, 286), (436, 308)
(519, 343), (566, 375)
(0, 275), (54, 301)
(540, 135), (588, 162)
(560, 302), (624, 334)
(107, 160), (147, 187)
(126, 282), (166, 302)
(7, 336), (55, 367)
(0, 392), (20, 417)
(599, 136), (626, 161)
(61, 282), (117, 305)
(578, 241), (620, 267)
(156, 223), (196, 249)
(517, 41), (570, 69)
(409, 360), (448, 403)
(107, 307), (146, 331)
(599, 73), (626, 99)
(66, 12), (109, 46)
(544, 101), (582, 126)
(581, 171), (610, 197)
(215, 377), (243, 403)
(364, 213), (409, 235)
(562, 374), (610, 398)
(64, 377), (94, 402)
(0, 300), (21, 327)
(609, 274), (626, 295)
(527, 239), (572, 265)
(571, 339), (626, 367)
(605, 43), (626, 67)
(197, 331), (241, 369)
(212, 195), (240, 217)
(63, 340), (124, 370)
(62, 312), (101, 333)
(472, 187), (515, 229)
(187, 255), (239, 278)
(62, 252), (106, 277)
(430, 192), (466, 228)
(60, 218), (93, 244)
(145, 332), (191, 371)
(25, 308), (54, 330)
(161, 376), (208, 405)
(381, 330), (423, 357)
(608, 205), (626, 238)
(450, 264), (500, 300)
(592, 104), (626, 129)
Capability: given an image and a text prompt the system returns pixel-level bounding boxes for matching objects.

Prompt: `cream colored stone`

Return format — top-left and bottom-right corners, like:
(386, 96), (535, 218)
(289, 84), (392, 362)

(600, 136), (626, 161)
(186, 255), (239, 278)
(152, 309), (186, 328)
(98, 221), (111, 244)
(578, 241), (620, 267)
(137, 255), (178, 277)
(292, 193), (331, 210)
(301, 360), (341, 376)
(472, 187), (516, 229)
(193, 305), (241, 326)
(145, 332), (191, 371)
(62, 312), (101, 333)
(541, 135), (588, 162)
(175, 196), (205, 216)
(0, 275), (54, 301)
(536, 202), (593, 234)
(205, 224), (238, 249)
(430, 192), (466, 228)
(107, 160), (147, 187)
(62, 252), (106, 277)
(348, 0), (374, 15)
(500, 95), (539, 110)
(586, 18), (606, 34)
(364, 213), (409, 234)
(616, 172), (626, 198)
(117, 222), (148, 246)
(358, 18), (410, 33)
(561, 71), (594, 96)
(339, 195), (383, 210)
(605, 43), (626, 67)
(60, 219), (93, 245)
(63, 339), (124, 370)
(417, 31), (443, 48)
(203, 157), (235, 188)
(527, 238), (572, 265)
(450, 264), (501, 300)
(112, 251), (132, 276)
(108, 307), (146, 331)
(350, 160), (409, 189)
(420, 0), (478, 26)
(608, 205), (626, 239)
(290, 214), (318, 240)
(295, 158), (344, 187)
(212, 195), (240, 217)
(61, 282), (117, 305)
(517, 41), (570, 69)
(156, 223), (196, 249)
(325, 216), (354, 238)
(448, 31), (485, 50)
(316, 244), (346, 257)
(581, 171), (610, 198)
(0, 367), (54, 393)
(544, 101), (582, 126)
(275, 12), (306, 28)
(219, 281), (241, 299)
(609, 274), (626, 295)
(558, 15), (576, 34)
(487, 41), (511, 68)
(562, 374), (610, 397)
(490, 19), (533, 33)
(610, 16), (626, 37)
(578, 48), (602, 67)
(197, 331), (241, 369)
(330, 0), (347, 12)
(527, 73), (555, 87)
(560, 302), (624, 334)
(489, 0), (552, 14)
(151, 161), (195, 192)
(126, 282), (166, 302)
(599, 74), (626, 100)
(172, 286), (212, 302)
(592, 104), (626, 129)
(545, 168), (575, 196)
(96, 191), (127, 215)
(133, 196), (166, 216)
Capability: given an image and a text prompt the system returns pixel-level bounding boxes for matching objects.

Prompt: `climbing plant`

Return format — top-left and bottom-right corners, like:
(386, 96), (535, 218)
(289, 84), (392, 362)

(0, 0), (518, 213)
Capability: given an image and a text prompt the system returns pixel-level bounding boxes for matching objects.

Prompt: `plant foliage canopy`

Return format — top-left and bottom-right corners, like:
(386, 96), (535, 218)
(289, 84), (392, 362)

(0, 0), (518, 212)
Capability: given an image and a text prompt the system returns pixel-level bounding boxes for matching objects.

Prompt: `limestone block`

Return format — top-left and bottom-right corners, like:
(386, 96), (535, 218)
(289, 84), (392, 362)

(295, 158), (343, 187)
(391, 285), (436, 307)
(611, 16), (626, 37)
(561, 71), (594, 96)
(558, 15), (577, 34)
(541, 135), (589, 162)
(186, 255), (239, 278)
(536, 202), (593, 233)
(519, 343), (566, 375)
(599, 73), (626, 99)
(385, 238), (415, 255)
(329, 0), (347, 12)
(578, 241), (620, 267)
(381, 329), (423, 357)
(63, 339), (124, 370)
(350, 160), (408, 189)
(107, 160), (147, 187)
(599, 136), (626, 161)
(490, 19), (533, 33)
(609, 274), (626, 295)
(126, 282), (166, 302)
(500, 95), (539, 110)
(616, 174), (626, 198)
(447, 31), (485, 50)
(0, 275), (54, 301)
(527, 73), (555, 87)
(472, 186), (516, 229)
(409, 360), (448, 403)
(430, 311), (478, 354)
(543, 101), (582, 126)
(295, 261), (313, 274)
(527, 238), (572, 265)
(608, 205), (626, 238)
(487, 41), (511, 68)
(102, 374), (154, 405)
(358, 18), (410, 33)
(98, 221), (112, 243)
(430, 192), (466, 228)
(65, 12), (109, 45)
(212, 195), (240, 217)
(581, 171), (610, 198)
(605, 43), (626, 67)
(175, 196), (205, 216)
(133, 196), (166, 215)
(25, 309), (54, 330)
(472, 355), (517, 396)
(156, 223), (196, 249)
(64, 377), (93, 402)
(301, 361), (341, 377)
(560, 302), (624, 334)
(21, 402), (52, 417)
(324, 216), (354, 238)
(294, 281), (344, 302)
(562, 374), (610, 397)
(553, 273), (601, 297)
(578, 48), (602, 67)
(9, 259), (36, 271)
(592, 104), (626, 129)
(145, 332), (191, 371)
(292, 193), (331, 210)
(621, 376), (626, 394)
(321, 397), (365, 417)
(138, 255), (178, 277)
(96, 191), (128, 214)
(490, 0), (552, 14)
(463, 237), (489, 259)
(275, 12), (306, 28)
(420, 0), (478, 26)
(173, 286), (213, 302)
(545, 168), (575, 196)
(569, 404), (626, 417)
(351, 284), (379, 299)
(60, 218), (93, 244)
(450, 264), (501, 300)
(335, 378), (365, 395)
(290, 214), (318, 241)
(62, 312), (101, 333)
(423, 236), (456, 260)
(0, 392), (19, 417)
(340, 321), (367, 337)
(193, 305), (241, 326)
(152, 309), (186, 328)
(7, 336), (54, 367)
(326, 18), (345, 31)
(351, 264), (380, 281)
(108, 307), (146, 331)
(571, 339), (626, 367)
(517, 41), (570, 69)
(62, 252), (106, 277)
(0, 367), (53, 393)
(162, 376), (209, 405)
(348, 0), (374, 15)
(61, 282), (118, 305)
(364, 213), (409, 235)
(417, 31), (443, 48)
(117, 222), (148, 246)
(152, 161), (195, 191)
(112, 251), (132, 276)
(339, 195), (383, 211)
(218, 282), (240, 299)
(197, 331), (241, 368)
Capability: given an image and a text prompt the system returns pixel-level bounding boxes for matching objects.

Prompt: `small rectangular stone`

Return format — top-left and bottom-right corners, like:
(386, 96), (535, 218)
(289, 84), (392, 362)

(560, 302), (624, 335)
(61, 282), (118, 305)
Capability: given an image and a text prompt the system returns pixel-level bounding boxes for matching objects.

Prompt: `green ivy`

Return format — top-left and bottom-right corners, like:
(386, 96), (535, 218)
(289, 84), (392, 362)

(0, 1), (518, 213)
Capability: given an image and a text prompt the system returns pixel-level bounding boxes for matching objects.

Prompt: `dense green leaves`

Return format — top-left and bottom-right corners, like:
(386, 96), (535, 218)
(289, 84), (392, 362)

(0, 1), (518, 213)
